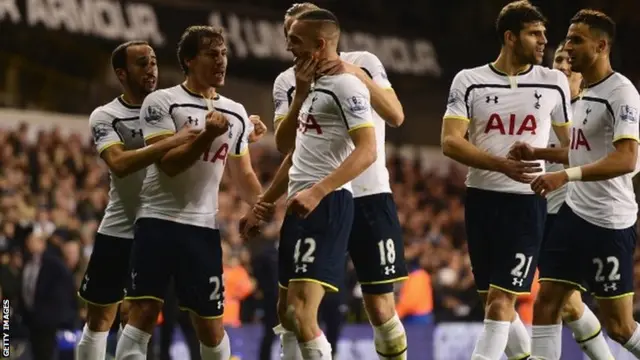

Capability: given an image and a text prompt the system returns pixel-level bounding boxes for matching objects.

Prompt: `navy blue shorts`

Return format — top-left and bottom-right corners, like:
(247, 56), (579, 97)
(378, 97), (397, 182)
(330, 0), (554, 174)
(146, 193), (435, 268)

(78, 233), (132, 305)
(126, 218), (225, 318)
(539, 204), (636, 298)
(279, 189), (354, 292)
(348, 193), (408, 294)
(465, 188), (546, 294)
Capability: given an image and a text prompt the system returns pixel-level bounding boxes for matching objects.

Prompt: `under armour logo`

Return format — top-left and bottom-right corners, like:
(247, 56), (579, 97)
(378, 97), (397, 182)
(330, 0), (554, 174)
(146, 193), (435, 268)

(534, 90), (542, 109)
(187, 116), (199, 126)
(583, 107), (592, 125)
(131, 271), (138, 290)
(603, 283), (617, 292)
(486, 96), (498, 104)
(512, 277), (523, 287)
(384, 266), (396, 275)
(217, 301), (223, 309)
(82, 274), (89, 291)
(131, 129), (143, 138)
(295, 264), (308, 273)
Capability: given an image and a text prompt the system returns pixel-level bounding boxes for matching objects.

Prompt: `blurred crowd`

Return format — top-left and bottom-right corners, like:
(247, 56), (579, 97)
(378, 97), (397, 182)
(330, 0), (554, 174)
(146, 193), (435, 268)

(3, 122), (640, 356)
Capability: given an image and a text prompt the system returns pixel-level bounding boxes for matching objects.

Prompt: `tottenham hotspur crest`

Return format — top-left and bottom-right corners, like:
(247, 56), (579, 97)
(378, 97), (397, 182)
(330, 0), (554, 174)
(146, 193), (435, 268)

(228, 123), (234, 138)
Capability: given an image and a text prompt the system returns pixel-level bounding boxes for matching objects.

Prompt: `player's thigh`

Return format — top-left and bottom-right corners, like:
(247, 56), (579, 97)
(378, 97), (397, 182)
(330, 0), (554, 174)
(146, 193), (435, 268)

(126, 218), (175, 302)
(538, 204), (587, 291)
(278, 213), (300, 291)
(349, 193), (407, 295)
(490, 192), (547, 294)
(79, 233), (133, 306)
(289, 189), (354, 293)
(464, 188), (495, 292)
(586, 222), (637, 299)
(174, 225), (225, 319)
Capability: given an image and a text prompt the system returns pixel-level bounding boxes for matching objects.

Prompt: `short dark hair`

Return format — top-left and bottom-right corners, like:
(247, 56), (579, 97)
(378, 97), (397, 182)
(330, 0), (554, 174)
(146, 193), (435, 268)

(495, 0), (547, 45)
(111, 41), (149, 72)
(285, 2), (319, 17)
(296, 9), (340, 27)
(570, 9), (616, 44)
(177, 25), (225, 74)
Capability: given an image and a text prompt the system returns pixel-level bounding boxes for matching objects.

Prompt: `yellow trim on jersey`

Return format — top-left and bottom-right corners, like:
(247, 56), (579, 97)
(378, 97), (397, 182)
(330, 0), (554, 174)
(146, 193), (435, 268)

(144, 130), (175, 141)
(348, 122), (374, 133)
(77, 292), (123, 307)
(551, 120), (572, 127)
(443, 115), (471, 122)
(98, 141), (124, 154)
(593, 292), (634, 300)
(538, 277), (587, 292)
(124, 295), (165, 303)
(288, 278), (339, 292)
(229, 147), (249, 158)
(359, 276), (409, 285)
(489, 284), (530, 296)
(613, 135), (640, 143)
(178, 305), (224, 319)
(382, 87), (394, 91)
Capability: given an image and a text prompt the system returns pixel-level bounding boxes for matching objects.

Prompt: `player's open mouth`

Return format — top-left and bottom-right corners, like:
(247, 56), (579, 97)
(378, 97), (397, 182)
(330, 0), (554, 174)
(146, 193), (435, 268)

(214, 70), (225, 79)
(144, 77), (156, 87)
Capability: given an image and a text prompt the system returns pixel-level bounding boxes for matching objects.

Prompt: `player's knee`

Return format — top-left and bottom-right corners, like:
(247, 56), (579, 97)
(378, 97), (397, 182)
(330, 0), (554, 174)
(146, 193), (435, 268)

(128, 299), (163, 328)
(192, 317), (225, 347)
(85, 304), (118, 332)
(362, 293), (396, 326)
(601, 316), (636, 345)
(485, 294), (516, 321)
(119, 300), (131, 326)
(560, 293), (584, 322)
(533, 284), (568, 322)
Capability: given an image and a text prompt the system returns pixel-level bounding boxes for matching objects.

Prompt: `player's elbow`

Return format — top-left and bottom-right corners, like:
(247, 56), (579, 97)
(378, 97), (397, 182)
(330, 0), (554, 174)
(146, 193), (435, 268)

(386, 111), (405, 128)
(274, 132), (293, 155)
(441, 134), (458, 158)
(620, 154), (637, 174)
(356, 139), (377, 168)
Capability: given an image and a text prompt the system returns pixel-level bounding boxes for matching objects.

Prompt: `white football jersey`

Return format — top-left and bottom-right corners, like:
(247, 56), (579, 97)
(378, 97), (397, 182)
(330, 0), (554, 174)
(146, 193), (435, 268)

(288, 73), (374, 198)
(90, 97), (146, 239)
(444, 64), (573, 194)
(137, 85), (253, 229)
(273, 51), (392, 198)
(545, 102), (573, 214)
(565, 73), (640, 229)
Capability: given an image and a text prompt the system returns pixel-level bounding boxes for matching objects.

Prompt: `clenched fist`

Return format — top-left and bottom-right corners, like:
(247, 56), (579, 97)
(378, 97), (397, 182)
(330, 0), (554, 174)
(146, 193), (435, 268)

(205, 111), (229, 137)
(248, 115), (267, 143)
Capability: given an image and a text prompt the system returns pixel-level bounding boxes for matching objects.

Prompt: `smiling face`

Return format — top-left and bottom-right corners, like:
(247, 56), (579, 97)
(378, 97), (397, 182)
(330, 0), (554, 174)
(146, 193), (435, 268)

(564, 22), (601, 74)
(115, 44), (158, 97)
(188, 37), (228, 88)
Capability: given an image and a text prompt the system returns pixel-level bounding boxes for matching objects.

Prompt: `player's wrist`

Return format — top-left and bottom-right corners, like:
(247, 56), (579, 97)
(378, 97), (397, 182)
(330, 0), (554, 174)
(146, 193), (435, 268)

(310, 183), (331, 198)
(565, 167), (582, 181)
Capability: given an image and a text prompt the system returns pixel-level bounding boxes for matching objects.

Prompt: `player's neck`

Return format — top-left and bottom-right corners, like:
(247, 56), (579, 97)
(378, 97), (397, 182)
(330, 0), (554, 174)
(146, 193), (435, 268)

(492, 51), (531, 76)
(121, 92), (143, 106)
(183, 78), (217, 99)
(581, 59), (613, 87)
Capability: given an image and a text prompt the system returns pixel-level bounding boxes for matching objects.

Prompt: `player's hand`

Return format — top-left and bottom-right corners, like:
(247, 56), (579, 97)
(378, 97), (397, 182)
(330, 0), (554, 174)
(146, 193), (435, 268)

(318, 59), (364, 78)
(172, 124), (201, 146)
(530, 171), (568, 197)
(239, 212), (261, 239)
(508, 141), (537, 161)
(498, 158), (541, 183)
(286, 187), (324, 218)
(248, 115), (267, 143)
(205, 111), (229, 137)
(294, 56), (318, 98)
(253, 200), (276, 222)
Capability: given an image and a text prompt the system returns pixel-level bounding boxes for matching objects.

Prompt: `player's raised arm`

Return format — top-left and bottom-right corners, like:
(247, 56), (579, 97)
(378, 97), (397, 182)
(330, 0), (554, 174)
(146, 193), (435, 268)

(227, 107), (262, 206)
(442, 71), (540, 182)
(313, 77), (377, 197)
(570, 87), (639, 181)
(274, 57), (316, 154)
(140, 92), (223, 177)
(91, 109), (198, 178)
(325, 52), (404, 127)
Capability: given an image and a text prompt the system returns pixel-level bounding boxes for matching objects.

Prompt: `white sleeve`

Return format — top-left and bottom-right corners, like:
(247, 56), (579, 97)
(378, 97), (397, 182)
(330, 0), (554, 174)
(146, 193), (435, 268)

(90, 109), (122, 154)
(140, 91), (176, 142)
(552, 71), (572, 126)
(359, 52), (392, 89)
(611, 86), (640, 143)
(273, 73), (292, 124)
(334, 75), (373, 131)
(231, 105), (255, 156)
(443, 70), (470, 120)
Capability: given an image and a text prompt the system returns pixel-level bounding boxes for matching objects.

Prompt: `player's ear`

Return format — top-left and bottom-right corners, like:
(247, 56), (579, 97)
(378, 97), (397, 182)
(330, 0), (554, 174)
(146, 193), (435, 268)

(596, 37), (608, 54)
(504, 30), (518, 47)
(115, 68), (127, 83)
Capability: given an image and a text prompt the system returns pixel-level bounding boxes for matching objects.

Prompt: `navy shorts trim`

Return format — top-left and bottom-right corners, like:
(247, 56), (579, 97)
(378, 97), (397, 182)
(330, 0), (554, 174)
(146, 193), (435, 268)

(126, 218), (225, 318)
(78, 233), (132, 306)
(538, 204), (636, 298)
(465, 188), (546, 294)
(279, 189), (353, 292)
(349, 193), (408, 294)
